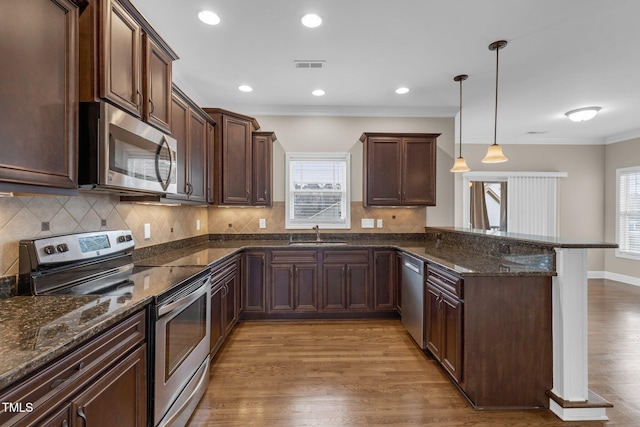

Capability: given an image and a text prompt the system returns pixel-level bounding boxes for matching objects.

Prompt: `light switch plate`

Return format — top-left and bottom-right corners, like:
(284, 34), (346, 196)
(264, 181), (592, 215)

(196, 219), (201, 231)
(361, 218), (374, 228)
(259, 218), (267, 229)
(144, 223), (151, 239)
(377, 219), (383, 228)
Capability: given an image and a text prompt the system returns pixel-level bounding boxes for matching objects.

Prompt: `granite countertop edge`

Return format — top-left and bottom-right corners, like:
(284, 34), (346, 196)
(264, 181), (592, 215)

(0, 297), (152, 392)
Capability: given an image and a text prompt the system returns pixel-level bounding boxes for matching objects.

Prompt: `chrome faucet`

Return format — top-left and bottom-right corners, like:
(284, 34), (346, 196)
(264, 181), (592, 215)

(313, 225), (321, 241)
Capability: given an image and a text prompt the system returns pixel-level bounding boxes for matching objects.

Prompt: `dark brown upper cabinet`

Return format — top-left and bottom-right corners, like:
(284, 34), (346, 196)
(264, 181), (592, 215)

(252, 131), (276, 206)
(166, 86), (212, 203)
(0, 0), (81, 195)
(360, 132), (439, 206)
(79, 0), (177, 130)
(143, 35), (172, 132)
(205, 109), (275, 206)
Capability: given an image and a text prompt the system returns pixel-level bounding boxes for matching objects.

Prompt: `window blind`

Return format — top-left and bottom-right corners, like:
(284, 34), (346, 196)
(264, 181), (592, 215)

(618, 167), (640, 257)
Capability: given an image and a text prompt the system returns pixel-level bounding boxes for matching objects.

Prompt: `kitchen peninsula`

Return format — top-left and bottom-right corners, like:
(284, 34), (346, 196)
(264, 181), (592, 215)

(0, 228), (616, 425)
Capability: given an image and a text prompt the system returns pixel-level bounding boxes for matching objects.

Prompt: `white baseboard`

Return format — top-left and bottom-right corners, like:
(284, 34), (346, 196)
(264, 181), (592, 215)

(589, 271), (640, 287)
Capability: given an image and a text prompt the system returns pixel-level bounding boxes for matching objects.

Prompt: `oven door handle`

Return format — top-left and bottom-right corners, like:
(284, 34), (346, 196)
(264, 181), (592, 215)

(158, 280), (209, 318)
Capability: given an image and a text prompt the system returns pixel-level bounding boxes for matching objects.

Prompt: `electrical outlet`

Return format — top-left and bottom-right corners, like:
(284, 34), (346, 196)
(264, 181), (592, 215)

(376, 219), (383, 228)
(259, 218), (267, 229)
(144, 223), (151, 239)
(361, 218), (374, 228)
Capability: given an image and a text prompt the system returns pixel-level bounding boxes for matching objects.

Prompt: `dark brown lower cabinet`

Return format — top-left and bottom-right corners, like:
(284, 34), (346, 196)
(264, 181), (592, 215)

(373, 250), (396, 310)
(70, 345), (147, 427)
(0, 311), (146, 427)
(270, 263), (318, 312)
(210, 255), (240, 357)
(423, 263), (553, 409)
(322, 250), (370, 312)
(425, 283), (462, 383)
(395, 251), (403, 314)
(244, 250), (267, 313)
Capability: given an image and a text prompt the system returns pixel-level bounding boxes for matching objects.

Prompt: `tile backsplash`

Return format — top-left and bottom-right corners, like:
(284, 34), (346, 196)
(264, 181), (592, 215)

(207, 202), (426, 234)
(1, 195), (426, 278)
(0, 193), (208, 277)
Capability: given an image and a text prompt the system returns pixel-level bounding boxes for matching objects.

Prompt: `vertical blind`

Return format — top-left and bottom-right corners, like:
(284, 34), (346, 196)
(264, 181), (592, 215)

(618, 167), (640, 257)
(507, 176), (558, 236)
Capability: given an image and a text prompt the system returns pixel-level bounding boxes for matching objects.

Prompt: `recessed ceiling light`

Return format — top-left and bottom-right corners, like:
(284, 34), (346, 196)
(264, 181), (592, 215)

(198, 10), (220, 26)
(312, 89), (325, 96)
(238, 85), (253, 92)
(395, 87), (410, 94)
(301, 13), (322, 28)
(565, 106), (601, 122)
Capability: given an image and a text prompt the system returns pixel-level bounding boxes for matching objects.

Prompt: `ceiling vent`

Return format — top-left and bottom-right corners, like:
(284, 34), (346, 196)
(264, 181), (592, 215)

(294, 60), (325, 69)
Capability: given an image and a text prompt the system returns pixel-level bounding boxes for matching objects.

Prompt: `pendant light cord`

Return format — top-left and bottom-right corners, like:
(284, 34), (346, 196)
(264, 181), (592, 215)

(493, 44), (499, 147)
(459, 78), (463, 157)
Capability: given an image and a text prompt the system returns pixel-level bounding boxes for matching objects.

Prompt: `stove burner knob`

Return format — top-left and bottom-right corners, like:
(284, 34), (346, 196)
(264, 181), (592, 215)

(117, 236), (126, 243)
(56, 243), (69, 253)
(43, 245), (56, 255)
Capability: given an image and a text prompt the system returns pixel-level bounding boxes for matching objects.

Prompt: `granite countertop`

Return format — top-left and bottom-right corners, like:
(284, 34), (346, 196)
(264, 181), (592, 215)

(136, 238), (556, 277)
(0, 265), (207, 392)
(0, 233), (564, 392)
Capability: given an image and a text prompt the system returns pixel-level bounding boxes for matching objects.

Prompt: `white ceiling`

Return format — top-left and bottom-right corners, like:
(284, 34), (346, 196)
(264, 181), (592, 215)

(133, 0), (640, 145)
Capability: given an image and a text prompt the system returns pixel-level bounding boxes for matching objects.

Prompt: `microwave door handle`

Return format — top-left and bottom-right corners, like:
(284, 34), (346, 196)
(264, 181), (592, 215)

(156, 135), (174, 191)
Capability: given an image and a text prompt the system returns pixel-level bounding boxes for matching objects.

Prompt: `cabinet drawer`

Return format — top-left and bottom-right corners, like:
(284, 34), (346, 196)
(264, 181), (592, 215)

(426, 266), (462, 298)
(323, 249), (369, 264)
(271, 250), (317, 264)
(211, 255), (239, 282)
(0, 310), (145, 426)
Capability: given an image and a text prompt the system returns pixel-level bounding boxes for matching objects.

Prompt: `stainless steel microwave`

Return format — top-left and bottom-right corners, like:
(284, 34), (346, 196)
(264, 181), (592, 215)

(79, 102), (177, 195)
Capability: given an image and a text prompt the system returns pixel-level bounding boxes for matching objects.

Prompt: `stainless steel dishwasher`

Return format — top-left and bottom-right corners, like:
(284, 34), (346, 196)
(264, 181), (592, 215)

(401, 253), (425, 348)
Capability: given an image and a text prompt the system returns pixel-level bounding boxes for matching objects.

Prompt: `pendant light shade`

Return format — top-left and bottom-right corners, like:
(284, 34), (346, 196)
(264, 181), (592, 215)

(450, 74), (470, 173)
(482, 40), (508, 164)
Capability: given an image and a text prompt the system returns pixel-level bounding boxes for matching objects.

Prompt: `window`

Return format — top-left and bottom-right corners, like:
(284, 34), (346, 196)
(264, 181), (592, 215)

(617, 166), (640, 259)
(285, 153), (350, 229)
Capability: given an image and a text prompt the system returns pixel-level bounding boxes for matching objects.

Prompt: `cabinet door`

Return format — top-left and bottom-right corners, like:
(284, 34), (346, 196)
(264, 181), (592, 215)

(40, 404), (72, 427)
(402, 137), (436, 205)
(425, 284), (442, 361)
(365, 136), (402, 205)
(170, 93), (189, 199)
(221, 115), (252, 204)
(252, 133), (273, 206)
(102, 0), (142, 117)
(210, 283), (224, 355)
(0, 0), (78, 193)
(294, 264), (318, 312)
(395, 251), (403, 314)
(321, 264), (347, 311)
(207, 122), (216, 204)
(373, 250), (395, 310)
(224, 271), (238, 334)
(143, 35), (172, 132)
(441, 292), (463, 383)
(346, 264), (370, 310)
(244, 251), (267, 312)
(270, 264), (294, 311)
(188, 109), (207, 202)
(71, 345), (146, 427)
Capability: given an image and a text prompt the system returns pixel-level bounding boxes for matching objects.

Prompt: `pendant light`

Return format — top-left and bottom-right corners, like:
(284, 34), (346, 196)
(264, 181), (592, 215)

(450, 74), (470, 172)
(482, 40), (509, 163)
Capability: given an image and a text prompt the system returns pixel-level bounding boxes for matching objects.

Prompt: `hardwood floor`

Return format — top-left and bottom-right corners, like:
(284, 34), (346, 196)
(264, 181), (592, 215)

(188, 279), (640, 426)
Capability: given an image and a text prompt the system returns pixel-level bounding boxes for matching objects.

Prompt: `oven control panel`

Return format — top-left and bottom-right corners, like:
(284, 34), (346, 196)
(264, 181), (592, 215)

(30, 230), (135, 264)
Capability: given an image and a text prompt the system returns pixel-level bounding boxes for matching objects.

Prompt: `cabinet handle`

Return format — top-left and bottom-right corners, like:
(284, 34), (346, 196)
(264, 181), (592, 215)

(149, 97), (155, 114)
(77, 407), (87, 426)
(136, 90), (143, 108)
(294, 266), (298, 278)
(62, 421), (69, 427)
(246, 190), (250, 198)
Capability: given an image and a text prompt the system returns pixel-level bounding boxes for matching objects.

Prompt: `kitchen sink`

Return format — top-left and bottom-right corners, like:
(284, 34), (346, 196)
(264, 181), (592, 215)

(288, 241), (348, 246)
